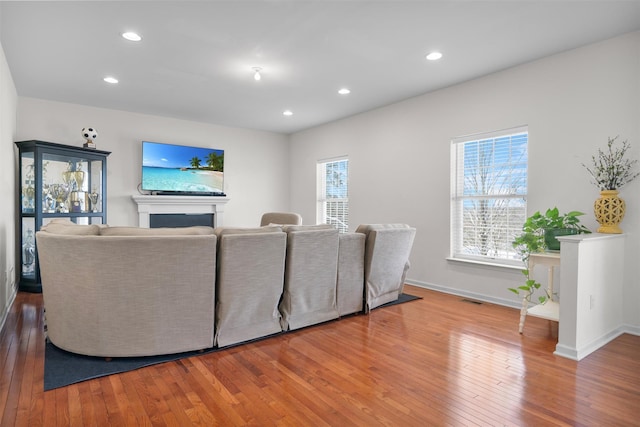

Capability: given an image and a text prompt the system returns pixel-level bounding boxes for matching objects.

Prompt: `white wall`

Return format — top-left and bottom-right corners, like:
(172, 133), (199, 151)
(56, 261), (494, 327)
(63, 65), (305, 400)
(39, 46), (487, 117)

(16, 98), (291, 227)
(0, 35), (18, 330)
(289, 31), (640, 327)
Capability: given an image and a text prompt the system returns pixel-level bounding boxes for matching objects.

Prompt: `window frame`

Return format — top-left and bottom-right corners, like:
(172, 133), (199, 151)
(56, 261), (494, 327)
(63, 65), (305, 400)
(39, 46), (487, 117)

(317, 156), (349, 233)
(450, 126), (528, 268)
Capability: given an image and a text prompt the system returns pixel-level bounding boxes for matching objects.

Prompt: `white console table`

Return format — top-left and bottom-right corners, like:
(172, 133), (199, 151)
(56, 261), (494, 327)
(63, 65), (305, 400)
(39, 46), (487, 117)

(518, 251), (561, 333)
(131, 195), (230, 228)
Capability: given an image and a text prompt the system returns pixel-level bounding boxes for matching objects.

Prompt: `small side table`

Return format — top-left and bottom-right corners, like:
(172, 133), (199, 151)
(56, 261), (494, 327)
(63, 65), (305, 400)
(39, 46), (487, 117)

(518, 251), (561, 333)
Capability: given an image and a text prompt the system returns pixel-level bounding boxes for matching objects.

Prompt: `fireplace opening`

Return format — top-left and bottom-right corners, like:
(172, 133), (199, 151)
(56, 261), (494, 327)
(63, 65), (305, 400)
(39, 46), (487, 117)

(150, 213), (215, 228)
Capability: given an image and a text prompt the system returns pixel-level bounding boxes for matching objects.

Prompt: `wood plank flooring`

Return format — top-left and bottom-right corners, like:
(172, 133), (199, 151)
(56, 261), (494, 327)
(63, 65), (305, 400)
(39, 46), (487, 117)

(1, 285), (639, 426)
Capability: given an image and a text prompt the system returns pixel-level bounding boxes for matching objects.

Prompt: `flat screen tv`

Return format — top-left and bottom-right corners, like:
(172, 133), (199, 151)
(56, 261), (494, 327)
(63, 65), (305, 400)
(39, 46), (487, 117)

(141, 141), (225, 195)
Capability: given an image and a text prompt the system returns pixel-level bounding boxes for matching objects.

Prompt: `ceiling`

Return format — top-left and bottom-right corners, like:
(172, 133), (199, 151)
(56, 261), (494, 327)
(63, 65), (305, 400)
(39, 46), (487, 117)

(2, 1), (640, 135)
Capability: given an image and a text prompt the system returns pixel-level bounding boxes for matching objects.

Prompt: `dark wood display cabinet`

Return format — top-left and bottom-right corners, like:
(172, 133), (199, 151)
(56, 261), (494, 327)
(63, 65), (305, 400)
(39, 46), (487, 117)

(16, 140), (110, 292)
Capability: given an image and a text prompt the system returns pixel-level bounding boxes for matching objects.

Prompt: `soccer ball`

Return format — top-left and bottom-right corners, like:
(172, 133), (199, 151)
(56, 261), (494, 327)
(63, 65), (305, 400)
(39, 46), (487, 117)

(81, 127), (98, 141)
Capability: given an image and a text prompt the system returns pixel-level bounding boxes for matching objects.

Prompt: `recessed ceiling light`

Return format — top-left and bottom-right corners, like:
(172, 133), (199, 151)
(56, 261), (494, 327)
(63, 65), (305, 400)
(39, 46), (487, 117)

(122, 32), (142, 42)
(283, 110), (293, 116)
(103, 76), (119, 84)
(252, 67), (262, 81)
(426, 52), (443, 61)
(338, 88), (351, 95)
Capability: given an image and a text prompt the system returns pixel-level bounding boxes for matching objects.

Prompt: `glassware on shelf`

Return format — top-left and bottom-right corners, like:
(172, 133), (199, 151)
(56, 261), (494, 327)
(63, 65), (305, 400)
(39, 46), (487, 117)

(22, 229), (36, 275)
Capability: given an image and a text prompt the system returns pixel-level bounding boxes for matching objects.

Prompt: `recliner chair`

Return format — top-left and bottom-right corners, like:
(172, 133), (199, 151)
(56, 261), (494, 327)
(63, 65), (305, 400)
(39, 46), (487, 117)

(214, 226), (287, 347)
(356, 224), (416, 312)
(260, 212), (302, 226)
(279, 224), (340, 330)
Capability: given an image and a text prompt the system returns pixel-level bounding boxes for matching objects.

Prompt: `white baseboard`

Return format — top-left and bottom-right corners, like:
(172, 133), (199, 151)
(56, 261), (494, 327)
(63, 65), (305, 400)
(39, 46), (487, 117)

(555, 327), (626, 361)
(405, 278), (521, 310)
(0, 287), (17, 335)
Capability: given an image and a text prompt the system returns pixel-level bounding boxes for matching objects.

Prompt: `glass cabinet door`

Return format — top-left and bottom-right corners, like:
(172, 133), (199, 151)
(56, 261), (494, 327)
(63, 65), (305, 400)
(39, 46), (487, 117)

(20, 152), (36, 214)
(15, 140), (110, 292)
(41, 154), (104, 214)
(89, 159), (104, 213)
(21, 217), (36, 280)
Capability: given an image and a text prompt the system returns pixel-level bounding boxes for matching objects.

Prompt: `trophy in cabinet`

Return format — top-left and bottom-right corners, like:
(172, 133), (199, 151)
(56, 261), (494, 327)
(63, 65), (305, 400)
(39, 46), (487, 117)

(22, 164), (36, 212)
(88, 188), (100, 212)
(50, 183), (70, 213)
(62, 161), (75, 187)
(69, 163), (86, 212)
(43, 185), (56, 213)
(60, 162), (75, 212)
(22, 184), (35, 212)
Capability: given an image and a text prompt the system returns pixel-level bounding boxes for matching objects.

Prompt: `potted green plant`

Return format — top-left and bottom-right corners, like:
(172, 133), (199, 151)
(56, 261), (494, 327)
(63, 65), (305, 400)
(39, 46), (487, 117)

(508, 208), (590, 304)
(522, 207), (591, 251)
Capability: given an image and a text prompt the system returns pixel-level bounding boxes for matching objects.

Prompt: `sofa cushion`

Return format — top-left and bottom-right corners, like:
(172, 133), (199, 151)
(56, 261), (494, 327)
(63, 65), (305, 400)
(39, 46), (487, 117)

(40, 222), (101, 235)
(214, 226), (282, 237)
(100, 226), (214, 236)
(282, 224), (336, 232)
(355, 224), (411, 234)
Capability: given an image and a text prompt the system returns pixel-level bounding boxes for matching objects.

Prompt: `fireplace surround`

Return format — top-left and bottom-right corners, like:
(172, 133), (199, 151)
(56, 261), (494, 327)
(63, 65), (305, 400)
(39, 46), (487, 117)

(131, 195), (230, 228)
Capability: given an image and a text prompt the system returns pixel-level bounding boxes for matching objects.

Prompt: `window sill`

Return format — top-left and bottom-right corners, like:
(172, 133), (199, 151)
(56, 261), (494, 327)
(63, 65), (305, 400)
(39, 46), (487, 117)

(446, 257), (524, 271)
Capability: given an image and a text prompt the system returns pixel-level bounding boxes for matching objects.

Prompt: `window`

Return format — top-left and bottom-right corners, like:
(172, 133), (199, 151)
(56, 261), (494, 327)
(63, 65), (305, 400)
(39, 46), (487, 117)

(451, 126), (528, 266)
(317, 157), (349, 233)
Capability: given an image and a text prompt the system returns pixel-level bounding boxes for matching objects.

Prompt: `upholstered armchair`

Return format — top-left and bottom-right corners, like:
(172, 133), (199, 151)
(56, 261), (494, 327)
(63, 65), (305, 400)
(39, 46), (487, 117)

(214, 226), (287, 347)
(260, 212), (302, 226)
(356, 224), (416, 311)
(279, 225), (340, 330)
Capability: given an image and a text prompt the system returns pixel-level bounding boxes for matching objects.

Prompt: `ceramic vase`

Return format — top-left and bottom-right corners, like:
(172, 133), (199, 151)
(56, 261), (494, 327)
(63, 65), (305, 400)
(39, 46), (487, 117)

(594, 190), (625, 234)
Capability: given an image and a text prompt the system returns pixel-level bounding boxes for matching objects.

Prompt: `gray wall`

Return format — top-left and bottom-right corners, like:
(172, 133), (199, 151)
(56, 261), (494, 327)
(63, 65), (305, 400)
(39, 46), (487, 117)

(0, 31), (18, 330)
(289, 31), (640, 329)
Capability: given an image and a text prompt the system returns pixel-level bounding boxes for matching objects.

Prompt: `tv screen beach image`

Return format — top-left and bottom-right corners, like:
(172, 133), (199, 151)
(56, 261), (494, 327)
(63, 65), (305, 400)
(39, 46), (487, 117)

(142, 141), (224, 193)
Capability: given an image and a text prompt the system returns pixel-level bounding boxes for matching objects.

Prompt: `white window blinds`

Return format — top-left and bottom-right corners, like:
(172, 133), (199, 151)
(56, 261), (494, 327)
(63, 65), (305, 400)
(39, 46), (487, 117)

(317, 157), (349, 233)
(451, 126), (528, 265)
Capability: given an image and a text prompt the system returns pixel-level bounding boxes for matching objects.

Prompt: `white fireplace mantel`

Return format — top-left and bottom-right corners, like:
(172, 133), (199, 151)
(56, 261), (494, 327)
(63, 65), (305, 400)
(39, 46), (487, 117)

(131, 195), (230, 228)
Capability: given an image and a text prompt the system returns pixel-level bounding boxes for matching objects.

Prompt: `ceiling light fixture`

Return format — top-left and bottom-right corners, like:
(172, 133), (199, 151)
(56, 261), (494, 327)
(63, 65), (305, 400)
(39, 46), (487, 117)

(122, 32), (142, 42)
(426, 51), (443, 61)
(283, 110), (293, 116)
(103, 76), (119, 84)
(252, 67), (262, 81)
(338, 88), (351, 95)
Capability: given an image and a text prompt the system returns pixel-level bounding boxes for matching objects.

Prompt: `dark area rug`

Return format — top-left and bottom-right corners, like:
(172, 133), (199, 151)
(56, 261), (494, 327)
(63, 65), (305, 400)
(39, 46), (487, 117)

(44, 293), (422, 391)
(378, 292), (422, 307)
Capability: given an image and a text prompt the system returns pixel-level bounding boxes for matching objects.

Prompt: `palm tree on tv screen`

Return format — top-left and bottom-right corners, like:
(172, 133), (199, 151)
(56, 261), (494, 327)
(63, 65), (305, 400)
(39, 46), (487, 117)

(190, 157), (202, 169)
(206, 152), (223, 171)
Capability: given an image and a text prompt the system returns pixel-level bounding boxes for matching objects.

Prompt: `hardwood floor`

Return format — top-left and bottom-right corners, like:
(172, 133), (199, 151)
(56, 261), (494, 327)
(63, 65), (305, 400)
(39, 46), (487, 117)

(1, 285), (639, 426)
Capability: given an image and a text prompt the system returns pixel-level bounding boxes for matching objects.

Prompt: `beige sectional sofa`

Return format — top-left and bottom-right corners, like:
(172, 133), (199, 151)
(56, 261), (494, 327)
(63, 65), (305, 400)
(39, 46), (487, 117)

(36, 221), (217, 357)
(36, 220), (415, 357)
